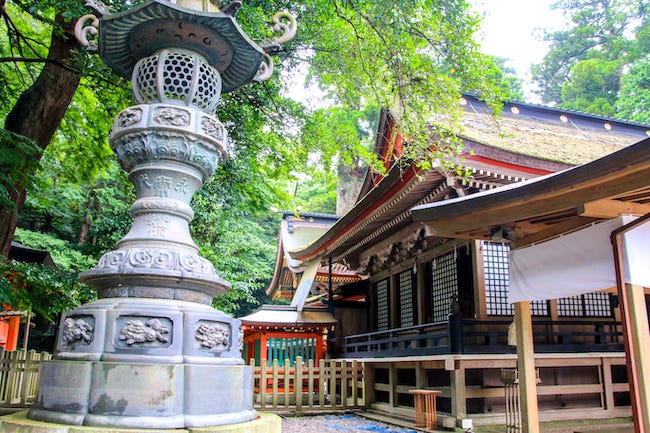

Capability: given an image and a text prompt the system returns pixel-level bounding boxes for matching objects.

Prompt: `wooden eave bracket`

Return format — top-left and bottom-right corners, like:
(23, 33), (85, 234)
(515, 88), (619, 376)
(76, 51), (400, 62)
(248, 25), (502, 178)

(578, 199), (650, 219)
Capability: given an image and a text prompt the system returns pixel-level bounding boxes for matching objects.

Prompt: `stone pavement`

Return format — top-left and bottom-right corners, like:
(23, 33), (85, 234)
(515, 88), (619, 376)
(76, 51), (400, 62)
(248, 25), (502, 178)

(281, 414), (419, 433)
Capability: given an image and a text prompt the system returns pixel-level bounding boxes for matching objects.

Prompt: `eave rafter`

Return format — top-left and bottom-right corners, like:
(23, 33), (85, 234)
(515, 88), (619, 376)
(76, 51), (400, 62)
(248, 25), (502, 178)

(333, 182), (450, 265)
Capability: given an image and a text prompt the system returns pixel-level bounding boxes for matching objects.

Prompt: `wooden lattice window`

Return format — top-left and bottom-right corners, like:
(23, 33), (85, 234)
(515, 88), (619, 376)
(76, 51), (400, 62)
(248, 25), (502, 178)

(482, 241), (549, 316)
(431, 252), (458, 322)
(584, 292), (612, 317)
(376, 278), (390, 331)
(398, 270), (414, 327)
(558, 292), (612, 317)
(557, 295), (582, 317)
(483, 242), (512, 315)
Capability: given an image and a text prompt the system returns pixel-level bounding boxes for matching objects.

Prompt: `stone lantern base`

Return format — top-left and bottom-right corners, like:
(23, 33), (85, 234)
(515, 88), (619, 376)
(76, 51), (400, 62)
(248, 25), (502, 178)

(0, 411), (281, 433)
(20, 298), (254, 430)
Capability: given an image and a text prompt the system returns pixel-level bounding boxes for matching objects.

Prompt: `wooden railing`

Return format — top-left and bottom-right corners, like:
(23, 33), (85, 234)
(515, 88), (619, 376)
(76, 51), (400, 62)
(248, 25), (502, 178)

(343, 317), (624, 358)
(250, 357), (365, 412)
(344, 321), (450, 357)
(0, 349), (51, 407)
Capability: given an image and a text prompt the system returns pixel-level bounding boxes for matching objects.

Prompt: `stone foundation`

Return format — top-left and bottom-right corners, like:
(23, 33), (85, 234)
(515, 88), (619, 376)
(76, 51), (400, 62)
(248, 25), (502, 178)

(0, 411), (281, 433)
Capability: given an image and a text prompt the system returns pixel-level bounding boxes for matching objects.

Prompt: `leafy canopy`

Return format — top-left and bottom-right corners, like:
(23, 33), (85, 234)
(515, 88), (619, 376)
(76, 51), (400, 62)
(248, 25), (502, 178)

(296, 0), (506, 167)
(1, 0), (514, 319)
(532, 0), (650, 120)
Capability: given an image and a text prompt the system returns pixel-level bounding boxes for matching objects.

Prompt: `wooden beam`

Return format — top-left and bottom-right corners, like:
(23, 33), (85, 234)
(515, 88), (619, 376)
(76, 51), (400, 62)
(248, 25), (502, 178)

(578, 199), (650, 218)
(511, 218), (595, 249)
(419, 164), (650, 237)
(515, 302), (540, 433)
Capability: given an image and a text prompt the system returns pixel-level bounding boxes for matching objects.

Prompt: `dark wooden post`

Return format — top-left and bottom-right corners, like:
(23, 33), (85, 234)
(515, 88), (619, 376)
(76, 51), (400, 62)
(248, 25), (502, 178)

(449, 309), (463, 354)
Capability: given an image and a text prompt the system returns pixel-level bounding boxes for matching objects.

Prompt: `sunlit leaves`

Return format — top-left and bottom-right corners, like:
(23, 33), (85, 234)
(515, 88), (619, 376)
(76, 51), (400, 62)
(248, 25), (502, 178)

(1, 229), (97, 322)
(13, 228), (96, 271)
(532, 0), (649, 119)
(296, 0), (504, 171)
(616, 56), (650, 123)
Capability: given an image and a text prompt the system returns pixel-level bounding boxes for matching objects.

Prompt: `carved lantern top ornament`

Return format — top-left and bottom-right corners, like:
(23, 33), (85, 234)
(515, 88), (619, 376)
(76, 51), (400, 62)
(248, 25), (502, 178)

(75, 0), (296, 92)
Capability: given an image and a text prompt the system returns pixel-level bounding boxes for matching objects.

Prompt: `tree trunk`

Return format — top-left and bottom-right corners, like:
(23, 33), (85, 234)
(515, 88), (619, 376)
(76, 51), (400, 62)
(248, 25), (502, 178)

(0, 13), (82, 257)
(78, 210), (91, 245)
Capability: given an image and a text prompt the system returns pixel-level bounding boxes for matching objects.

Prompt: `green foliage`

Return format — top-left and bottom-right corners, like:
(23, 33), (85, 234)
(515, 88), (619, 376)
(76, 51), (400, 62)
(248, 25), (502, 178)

(616, 57), (650, 123)
(0, 0), (519, 321)
(488, 57), (524, 101)
(299, 0), (506, 168)
(300, 106), (379, 172)
(560, 59), (620, 116)
(191, 83), (298, 314)
(0, 2), (52, 117)
(51, 84), (120, 183)
(0, 259), (96, 322)
(532, 0), (650, 119)
(193, 204), (280, 316)
(2, 228), (97, 323)
(295, 171), (338, 214)
(22, 156), (132, 252)
(13, 228), (96, 271)
(0, 270), (12, 306)
(0, 260), (95, 322)
(0, 129), (42, 207)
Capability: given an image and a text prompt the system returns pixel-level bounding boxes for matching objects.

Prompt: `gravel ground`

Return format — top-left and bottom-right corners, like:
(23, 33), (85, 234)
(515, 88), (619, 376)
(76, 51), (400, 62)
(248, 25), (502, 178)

(281, 414), (418, 433)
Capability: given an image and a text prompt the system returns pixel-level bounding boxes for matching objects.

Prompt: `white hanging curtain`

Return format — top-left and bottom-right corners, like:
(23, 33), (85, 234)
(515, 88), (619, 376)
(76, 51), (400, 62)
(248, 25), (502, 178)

(508, 215), (650, 303)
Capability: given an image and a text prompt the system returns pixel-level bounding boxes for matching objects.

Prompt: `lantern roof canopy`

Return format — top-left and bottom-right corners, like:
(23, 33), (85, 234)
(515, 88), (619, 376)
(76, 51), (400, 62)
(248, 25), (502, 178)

(99, 0), (265, 92)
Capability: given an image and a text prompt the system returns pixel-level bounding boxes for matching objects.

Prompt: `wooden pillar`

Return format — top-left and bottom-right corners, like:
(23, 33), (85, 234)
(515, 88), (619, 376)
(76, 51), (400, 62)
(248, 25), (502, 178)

(389, 364), (397, 407)
(612, 216), (650, 433)
(5, 316), (20, 351)
(416, 262), (426, 325)
(602, 357), (615, 412)
(450, 364), (467, 423)
(515, 301), (539, 433)
(472, 240), (487, 319)
(23, 312), (31, 351)
(622, 283), (650, 433)
(260, 332), (268, 363)
(364, 364), (375, 409)
(390, 274), (398, 328)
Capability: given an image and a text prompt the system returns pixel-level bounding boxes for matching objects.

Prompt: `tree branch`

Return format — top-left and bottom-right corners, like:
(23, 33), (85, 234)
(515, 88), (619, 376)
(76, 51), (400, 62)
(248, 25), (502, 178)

(0, 56), (80, 73)
(331, 1), (383, 105)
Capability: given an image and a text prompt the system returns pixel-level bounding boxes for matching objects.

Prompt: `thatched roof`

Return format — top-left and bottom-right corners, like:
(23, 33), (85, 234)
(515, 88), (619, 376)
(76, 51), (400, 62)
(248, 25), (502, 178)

(457, 95), (649, 165)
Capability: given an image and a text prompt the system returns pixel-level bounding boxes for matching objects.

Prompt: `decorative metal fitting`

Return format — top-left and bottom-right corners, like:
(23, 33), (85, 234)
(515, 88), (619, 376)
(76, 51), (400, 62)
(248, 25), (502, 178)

(74, 14), (99, 52)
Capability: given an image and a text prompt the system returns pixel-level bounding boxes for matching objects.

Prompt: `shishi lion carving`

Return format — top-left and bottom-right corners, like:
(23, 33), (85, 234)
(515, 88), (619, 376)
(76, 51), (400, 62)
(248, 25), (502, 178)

(62, 318), (94, 344)
(195, 323), (229, 349)
(119, 318), (170, 345)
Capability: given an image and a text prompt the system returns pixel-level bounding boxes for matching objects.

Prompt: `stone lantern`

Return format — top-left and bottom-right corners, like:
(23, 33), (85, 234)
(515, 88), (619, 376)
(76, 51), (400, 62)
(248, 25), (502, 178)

(19, 0), (295, 430)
